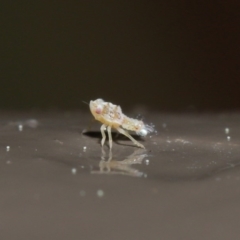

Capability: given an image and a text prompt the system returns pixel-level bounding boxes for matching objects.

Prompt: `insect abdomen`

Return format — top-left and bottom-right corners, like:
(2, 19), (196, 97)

(121, 116), (143, 132)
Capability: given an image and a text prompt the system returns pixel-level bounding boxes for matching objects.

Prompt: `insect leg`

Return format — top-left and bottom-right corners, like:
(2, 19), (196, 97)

(100, 124), (106, 147)
(107, 126), (113, 149)
(117, 128), (145, 149)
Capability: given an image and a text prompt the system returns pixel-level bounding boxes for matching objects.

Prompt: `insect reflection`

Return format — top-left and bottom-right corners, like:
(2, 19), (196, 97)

(91, 149), (148, 177)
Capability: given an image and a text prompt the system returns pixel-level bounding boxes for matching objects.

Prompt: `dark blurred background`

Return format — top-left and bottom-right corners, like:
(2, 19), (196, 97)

(1, 1), (240, 112)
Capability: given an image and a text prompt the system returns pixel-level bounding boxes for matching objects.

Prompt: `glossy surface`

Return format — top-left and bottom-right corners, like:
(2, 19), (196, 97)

(0, 111), (240, 240)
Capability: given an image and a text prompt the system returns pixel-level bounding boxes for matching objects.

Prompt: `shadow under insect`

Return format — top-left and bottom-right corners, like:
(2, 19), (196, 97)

(83, 130), (144, 147)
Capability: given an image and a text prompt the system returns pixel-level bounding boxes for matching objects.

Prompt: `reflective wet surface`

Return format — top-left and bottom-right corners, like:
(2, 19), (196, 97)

(0, 111), (240, 240)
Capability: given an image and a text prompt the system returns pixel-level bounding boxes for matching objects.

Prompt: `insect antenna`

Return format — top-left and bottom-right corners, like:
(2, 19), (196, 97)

(81, 100), (93, 132)
(82, 100), (89, 105)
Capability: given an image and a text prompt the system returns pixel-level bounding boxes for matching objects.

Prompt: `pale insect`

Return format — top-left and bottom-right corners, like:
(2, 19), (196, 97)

(89, 98), (155, 149)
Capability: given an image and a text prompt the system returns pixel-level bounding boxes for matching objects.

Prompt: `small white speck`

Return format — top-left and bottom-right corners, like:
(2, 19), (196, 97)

(227, 136), (231, 141)
(97, 189), (104, 197)
(143, 174), (148, 178)
(18, 124), (23, 131)
(55, 140), (63, 145)
(79, 190), (86, 197)
(175, 139), (191, 144)
(81, 165), (85, 169)
(35, 149), (38, 151)
(145, 159), (150, 165)
(6, 160), (11, 164)
(225, 128), (230, 134)
(25, 119), (39, 128)
(6, 146), (10, 152)
(162, 123), (167, 128)
(71, 168), (77, 174)
(83, 146), (87, 151)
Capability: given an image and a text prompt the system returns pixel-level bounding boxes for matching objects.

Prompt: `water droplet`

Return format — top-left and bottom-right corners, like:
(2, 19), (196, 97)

(71, 168), (77, 174)
(79, 190), (86, 197)
(225, 128), (230, 134)
(145, 159), (150, 165)
(97, 189), (104, 197)
(6, 146), (10, 152)
(18, 124), (23, 131)
(227, 136), (231, 141)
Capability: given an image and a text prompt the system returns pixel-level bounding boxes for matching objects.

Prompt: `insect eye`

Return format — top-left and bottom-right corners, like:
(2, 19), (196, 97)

(95, 105), (103, 114)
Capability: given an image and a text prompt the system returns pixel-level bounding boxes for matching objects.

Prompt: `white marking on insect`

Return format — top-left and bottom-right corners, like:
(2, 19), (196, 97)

(89, 98), (155, 149)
